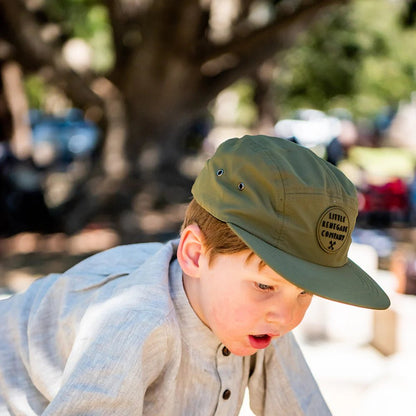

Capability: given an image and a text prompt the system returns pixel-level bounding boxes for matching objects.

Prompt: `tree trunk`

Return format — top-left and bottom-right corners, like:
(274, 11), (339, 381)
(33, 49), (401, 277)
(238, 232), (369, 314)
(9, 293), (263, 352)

(252, 60), (277, 135)
(1, 61), (32, 159)
(0, 62), (12, 141)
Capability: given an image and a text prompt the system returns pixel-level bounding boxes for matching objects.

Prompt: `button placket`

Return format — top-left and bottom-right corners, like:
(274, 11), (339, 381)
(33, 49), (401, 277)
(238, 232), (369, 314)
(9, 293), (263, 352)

(214, 344), (244, 415)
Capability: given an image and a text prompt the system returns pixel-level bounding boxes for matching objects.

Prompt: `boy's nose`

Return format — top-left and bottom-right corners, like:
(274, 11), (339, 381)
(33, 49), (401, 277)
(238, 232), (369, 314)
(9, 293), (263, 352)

(265, 299), (296, 328)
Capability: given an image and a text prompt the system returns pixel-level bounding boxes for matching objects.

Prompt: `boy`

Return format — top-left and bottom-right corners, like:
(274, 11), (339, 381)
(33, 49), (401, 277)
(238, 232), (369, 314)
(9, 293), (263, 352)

(0, 135), (390, 415)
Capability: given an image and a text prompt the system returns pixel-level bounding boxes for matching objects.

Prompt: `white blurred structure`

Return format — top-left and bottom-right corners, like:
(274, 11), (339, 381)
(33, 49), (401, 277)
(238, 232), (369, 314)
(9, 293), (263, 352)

(274, 109), (342, 157)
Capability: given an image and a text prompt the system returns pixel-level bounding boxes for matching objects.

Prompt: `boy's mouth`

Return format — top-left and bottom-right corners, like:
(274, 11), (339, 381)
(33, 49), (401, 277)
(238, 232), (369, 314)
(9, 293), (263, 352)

(248, 334), (272, 349)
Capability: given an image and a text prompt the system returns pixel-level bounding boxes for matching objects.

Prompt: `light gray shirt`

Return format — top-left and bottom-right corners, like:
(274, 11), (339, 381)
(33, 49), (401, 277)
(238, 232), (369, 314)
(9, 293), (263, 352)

(0, 240), (331, 415)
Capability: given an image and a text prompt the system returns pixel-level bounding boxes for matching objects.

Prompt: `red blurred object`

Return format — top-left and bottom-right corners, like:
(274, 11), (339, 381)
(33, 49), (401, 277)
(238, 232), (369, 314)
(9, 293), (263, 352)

(361, 179), (409, 213)
(359, 178), (409, 227)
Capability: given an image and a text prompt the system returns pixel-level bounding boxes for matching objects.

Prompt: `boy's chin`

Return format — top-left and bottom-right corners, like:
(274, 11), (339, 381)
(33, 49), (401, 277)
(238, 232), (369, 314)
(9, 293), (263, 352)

(230, 348), (258, 357)
(225, 342), (259, 357)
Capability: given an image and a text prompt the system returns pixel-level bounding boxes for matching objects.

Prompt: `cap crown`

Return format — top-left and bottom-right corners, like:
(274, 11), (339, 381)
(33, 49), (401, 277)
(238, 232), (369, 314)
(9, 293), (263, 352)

(192, 135), (358, 268)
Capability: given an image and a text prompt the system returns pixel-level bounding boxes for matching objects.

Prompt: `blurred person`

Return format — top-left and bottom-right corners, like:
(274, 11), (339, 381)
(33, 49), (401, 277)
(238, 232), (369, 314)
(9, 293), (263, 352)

(0, 146), (56, 236)
(326, 119), (358, 166)
(408, 165), (416, 226)
(0, 135), (390, 415)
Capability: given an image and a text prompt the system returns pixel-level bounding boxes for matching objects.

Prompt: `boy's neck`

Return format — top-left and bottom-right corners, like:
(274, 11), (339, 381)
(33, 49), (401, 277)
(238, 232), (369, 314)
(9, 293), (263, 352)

(182, 272), (208, 328)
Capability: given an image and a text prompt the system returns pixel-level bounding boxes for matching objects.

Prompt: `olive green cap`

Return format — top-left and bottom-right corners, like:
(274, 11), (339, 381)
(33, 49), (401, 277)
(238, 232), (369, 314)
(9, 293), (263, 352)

(192, 135), (390, 310)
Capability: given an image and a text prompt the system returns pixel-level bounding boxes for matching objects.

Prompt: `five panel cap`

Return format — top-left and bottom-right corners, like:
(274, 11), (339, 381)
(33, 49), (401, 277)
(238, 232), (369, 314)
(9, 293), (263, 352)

(192, 135), (390, 310)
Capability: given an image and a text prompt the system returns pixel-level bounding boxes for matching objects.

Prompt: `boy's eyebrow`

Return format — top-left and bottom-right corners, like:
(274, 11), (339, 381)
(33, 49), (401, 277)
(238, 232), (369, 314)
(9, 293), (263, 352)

(244, 252), (310, 292)
(244, 251), (267, 271)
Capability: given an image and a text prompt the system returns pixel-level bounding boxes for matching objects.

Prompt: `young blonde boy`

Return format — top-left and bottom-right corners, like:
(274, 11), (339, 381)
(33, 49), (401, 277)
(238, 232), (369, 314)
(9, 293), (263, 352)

(0, 135), (389, 415)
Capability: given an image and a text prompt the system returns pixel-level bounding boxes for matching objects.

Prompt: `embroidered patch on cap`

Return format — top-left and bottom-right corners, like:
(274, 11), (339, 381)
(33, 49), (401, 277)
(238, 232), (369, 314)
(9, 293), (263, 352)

(316, 207), (350, 254)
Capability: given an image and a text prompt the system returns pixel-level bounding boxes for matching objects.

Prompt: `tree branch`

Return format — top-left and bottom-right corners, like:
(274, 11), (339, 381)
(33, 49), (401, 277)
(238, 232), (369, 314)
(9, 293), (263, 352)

(104, 0), (127, 68)
(202, 0), (349, 62)
(0, 0), (53, 67)
(104, 0), (148, 71)
(170, 0), (210, 55)
(0, 0), (103, 108)
(199, 0), (349, 101)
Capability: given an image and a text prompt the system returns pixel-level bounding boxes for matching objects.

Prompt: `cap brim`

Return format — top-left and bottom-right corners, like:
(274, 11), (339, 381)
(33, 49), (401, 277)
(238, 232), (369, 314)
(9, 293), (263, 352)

(228, 223), (391, 310)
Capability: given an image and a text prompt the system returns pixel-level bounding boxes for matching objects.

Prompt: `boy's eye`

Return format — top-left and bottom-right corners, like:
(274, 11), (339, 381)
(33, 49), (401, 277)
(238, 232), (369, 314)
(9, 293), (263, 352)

(256, 282), (274, 291)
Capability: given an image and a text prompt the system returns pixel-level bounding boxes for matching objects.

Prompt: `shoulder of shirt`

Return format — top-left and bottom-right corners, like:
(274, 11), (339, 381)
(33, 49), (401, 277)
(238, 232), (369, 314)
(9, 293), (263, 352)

(2, 241), (182, 360)
(64, 240), (175, 277)
(30, 240), (180, 313)
(54, 241), (180, 338)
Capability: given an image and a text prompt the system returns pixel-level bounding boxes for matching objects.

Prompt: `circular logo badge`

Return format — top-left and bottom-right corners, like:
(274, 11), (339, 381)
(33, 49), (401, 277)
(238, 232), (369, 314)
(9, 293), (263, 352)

(316, 207), (350, 254)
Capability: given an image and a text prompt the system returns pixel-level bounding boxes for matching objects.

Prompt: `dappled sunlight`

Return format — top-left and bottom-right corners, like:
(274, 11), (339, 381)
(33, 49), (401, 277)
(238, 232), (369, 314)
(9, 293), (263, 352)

(0, 228), (119, 257)
(67, 229), (119, 255)
(0, 228), (120, 293)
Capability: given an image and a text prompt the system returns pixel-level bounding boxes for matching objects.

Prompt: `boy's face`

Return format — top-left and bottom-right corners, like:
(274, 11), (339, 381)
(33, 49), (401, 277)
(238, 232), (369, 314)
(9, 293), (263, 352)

(184, 247), (313, 357)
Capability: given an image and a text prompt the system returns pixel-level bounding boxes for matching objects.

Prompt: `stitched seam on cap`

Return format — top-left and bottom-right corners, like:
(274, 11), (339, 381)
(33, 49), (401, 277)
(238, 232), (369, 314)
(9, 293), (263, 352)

(249, 138), (286, 246)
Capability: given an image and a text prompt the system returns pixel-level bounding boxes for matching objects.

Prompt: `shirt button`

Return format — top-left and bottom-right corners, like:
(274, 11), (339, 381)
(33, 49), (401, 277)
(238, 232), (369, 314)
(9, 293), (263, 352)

(222, 389), (231, 400)
(222, 346), (231, 356)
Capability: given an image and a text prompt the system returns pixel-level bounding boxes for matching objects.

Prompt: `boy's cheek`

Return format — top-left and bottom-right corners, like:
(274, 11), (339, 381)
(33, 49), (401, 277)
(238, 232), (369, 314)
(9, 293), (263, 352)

(231, 303), (260, 328)
(213, 302), (255, 328)
(288, 308), (310, 332)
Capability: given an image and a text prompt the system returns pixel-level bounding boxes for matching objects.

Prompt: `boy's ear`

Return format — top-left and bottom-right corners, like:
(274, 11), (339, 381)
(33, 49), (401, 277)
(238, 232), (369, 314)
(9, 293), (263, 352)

(177, 224), (205, 278)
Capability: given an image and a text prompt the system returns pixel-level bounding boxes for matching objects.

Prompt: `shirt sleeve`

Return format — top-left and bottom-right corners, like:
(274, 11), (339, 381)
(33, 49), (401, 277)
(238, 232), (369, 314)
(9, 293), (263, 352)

(247, 332), (332, 416)
(0, 271), (179, 416)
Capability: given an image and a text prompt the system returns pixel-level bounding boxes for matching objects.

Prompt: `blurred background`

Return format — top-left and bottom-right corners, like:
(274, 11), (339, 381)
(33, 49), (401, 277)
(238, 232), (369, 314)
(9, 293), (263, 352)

(1, 0), (416, 414)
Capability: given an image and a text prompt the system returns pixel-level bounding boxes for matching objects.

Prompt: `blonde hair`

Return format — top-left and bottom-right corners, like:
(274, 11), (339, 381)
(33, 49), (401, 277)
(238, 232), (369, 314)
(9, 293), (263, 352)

(181, 199), (249, 264)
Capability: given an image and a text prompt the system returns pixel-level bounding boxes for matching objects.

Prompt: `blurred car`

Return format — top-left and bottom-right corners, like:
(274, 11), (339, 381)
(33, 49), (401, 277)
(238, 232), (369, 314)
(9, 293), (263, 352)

(0, 110), (100, 235)
(30, 108), (100, 167)
(274, 109), (342, 154)
(274, 108), (359, 166)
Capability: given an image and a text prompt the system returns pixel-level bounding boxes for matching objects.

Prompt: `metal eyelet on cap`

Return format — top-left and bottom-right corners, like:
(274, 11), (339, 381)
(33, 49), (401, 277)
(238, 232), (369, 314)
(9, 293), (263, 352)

(238, 182), (245, 191)
(216, 169), (224, 176)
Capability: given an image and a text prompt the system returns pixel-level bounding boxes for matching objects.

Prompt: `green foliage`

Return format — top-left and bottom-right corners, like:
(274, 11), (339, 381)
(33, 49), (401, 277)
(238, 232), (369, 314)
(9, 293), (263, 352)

(44, 0), (95, 37)
(24, 1), (115, 111)
(276, 0), (416, 119)
(25, 75), (47, 109)
(85, 6), (115, 72)
(233, 80), (257, 128)
(44, 0), (114, 72)
(347, 146), (416, 179)
(278, 8), (360, 111)
(276, 4), (361, 116)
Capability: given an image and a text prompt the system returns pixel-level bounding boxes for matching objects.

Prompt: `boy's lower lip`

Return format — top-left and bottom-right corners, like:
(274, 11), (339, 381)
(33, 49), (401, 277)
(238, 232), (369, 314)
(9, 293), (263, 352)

(248, 334), (272, 349)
